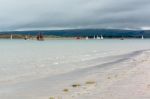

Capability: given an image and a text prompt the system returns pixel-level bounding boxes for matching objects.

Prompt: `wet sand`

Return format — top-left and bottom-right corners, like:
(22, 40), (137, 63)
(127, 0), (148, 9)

(1, 50), (150, 99)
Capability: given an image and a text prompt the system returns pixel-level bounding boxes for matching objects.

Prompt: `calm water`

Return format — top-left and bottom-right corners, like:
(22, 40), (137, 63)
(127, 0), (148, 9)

(0, 39), (150, 83)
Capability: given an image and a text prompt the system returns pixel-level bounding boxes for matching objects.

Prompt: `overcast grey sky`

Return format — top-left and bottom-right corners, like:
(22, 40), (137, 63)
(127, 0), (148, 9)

(0, 0), (149, 31)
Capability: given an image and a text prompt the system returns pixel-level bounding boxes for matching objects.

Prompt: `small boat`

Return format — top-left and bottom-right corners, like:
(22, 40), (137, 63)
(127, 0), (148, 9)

(10, 34), (13, 40)
(93, 35), (96, 39)
(37, 33), (44, 41)
(141, 35), (144, 39)
(85, 36), (89, 40)
(120, 38), (124, 40)
(24, 35), (28, 40)
(120, 36), (124, 40)
(76, 37), (81, 39)
(100, 35), (104, 40)
(96, 35), (100, 39)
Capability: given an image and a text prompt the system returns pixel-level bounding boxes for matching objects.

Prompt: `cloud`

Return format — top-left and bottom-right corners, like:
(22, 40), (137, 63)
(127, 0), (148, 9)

(0, 0), (149, 31)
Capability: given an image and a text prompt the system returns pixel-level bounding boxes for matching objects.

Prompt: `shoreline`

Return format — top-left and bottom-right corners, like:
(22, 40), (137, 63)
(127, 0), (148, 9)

(0, 34), (149, 40)
(0, 38), (149, 41)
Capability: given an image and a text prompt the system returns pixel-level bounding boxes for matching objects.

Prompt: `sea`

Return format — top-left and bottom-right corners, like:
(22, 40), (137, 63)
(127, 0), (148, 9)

(0, 39), (150, 84)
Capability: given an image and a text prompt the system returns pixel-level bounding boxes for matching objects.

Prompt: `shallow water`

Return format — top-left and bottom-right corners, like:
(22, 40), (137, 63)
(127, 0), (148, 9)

(0, 39), (150, 83)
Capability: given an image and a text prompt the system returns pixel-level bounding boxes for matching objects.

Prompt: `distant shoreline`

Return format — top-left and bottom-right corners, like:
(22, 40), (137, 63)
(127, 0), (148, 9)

(0, 28), (148, 38)
(0, 34), (147, 40)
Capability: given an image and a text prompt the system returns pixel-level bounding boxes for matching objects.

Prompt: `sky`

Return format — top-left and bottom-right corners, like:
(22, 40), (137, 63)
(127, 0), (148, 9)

(0, 0), (150, 31)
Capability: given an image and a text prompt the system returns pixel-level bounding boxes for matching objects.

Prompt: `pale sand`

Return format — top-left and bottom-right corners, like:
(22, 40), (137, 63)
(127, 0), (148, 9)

(0, 50), (150, 99)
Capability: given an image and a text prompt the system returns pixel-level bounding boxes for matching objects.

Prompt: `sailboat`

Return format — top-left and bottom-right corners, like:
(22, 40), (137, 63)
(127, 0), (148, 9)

(24, 35), (28, 40)
(100, 35), (104, 40)
(10, 34), (13, 40)
(120, 36), (124, 40)
(141, 35), (144, 39)
(93, 35), (96, 39)
(96, 35), (100, 39)
(28, 33), (31, 40)
(37, 33), (44, 41)
(85, 36), (89, 40)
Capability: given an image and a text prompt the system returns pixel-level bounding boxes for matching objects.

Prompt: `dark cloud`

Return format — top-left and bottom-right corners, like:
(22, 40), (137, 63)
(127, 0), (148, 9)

(0, 0), (150, 31)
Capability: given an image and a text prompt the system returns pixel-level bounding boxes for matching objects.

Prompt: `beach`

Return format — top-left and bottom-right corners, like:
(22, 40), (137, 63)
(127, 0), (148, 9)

(0, 39), (150, 99)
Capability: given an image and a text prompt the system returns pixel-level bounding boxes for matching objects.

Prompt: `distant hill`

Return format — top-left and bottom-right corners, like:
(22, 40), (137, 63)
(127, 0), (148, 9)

(0, 29), (150, 38)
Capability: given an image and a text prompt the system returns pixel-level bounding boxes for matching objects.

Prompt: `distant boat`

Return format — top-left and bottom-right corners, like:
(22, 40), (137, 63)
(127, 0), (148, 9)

(120, 38), (124, 40)
(85, 36), (89, 40)
(24, 35), (28, 40)
(76, 37), (81, 39)
(37, 33), (44, 41)
(100, 35), (104, 40)
(96, 35), (100, 39)
(27, 33), (31, 40)
(141, 35), (144, 39)
(10, 34), (12, 40)
(120, 36), (124, 40)
(94, 35), (96, 39)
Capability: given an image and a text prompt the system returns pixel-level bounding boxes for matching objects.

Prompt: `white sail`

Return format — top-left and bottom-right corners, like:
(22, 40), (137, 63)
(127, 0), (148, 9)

(96, 35), (100, 39)
(100, 35), (104, 40)
(10, 34), (12, 40)
(142, 35), (144, 39)
(94, 35), (96, 39)
(85, 36), (89, 40)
